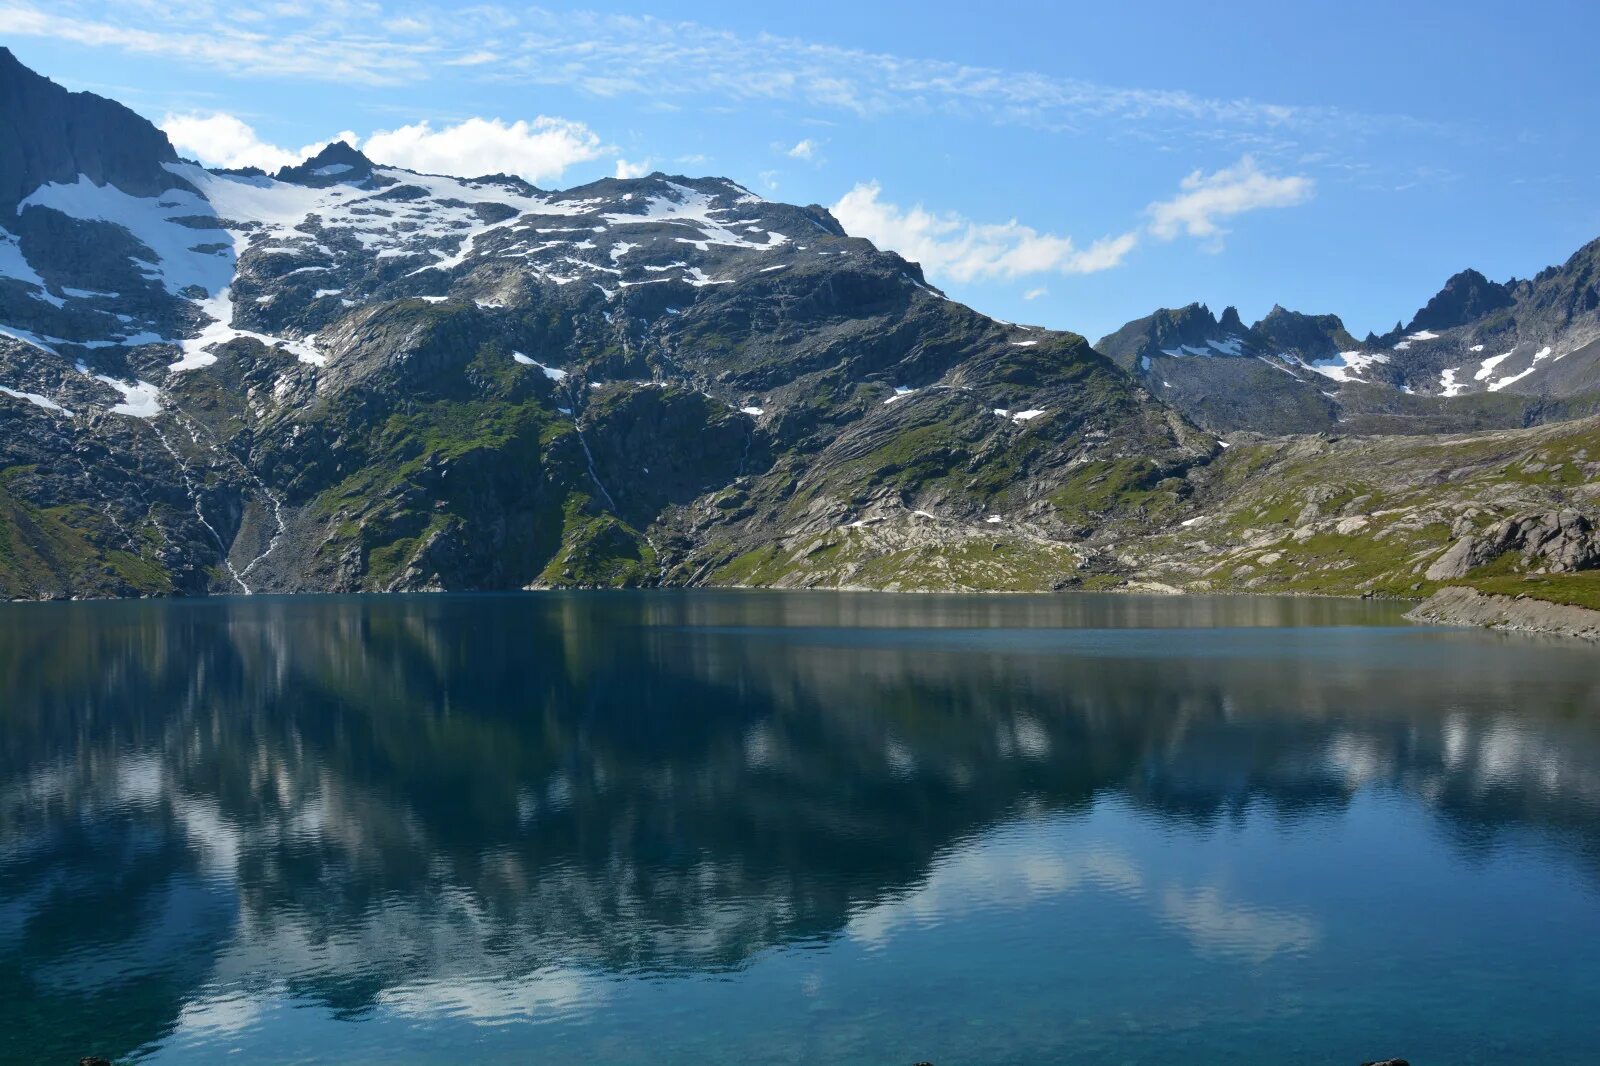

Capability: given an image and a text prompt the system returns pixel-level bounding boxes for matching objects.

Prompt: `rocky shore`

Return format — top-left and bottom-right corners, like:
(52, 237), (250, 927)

(1407, 585), (1600, 641)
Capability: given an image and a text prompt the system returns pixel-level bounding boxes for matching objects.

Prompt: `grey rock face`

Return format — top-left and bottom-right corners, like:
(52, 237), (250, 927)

(1425, 510), (1600, 580)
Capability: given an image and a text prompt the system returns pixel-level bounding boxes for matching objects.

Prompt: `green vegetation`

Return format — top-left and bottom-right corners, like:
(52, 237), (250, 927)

(0, 467), (174, 598)
(535, 491), (657, 587)
(1463, 571), (1600, 612)
(1049, 458), (1186, 524)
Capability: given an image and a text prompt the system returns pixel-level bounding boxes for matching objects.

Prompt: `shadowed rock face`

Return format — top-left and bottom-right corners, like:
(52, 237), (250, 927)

(1425, 510), (1600, 580)
(1407, 268), (1515, 333)
(0, 47), (183, 217)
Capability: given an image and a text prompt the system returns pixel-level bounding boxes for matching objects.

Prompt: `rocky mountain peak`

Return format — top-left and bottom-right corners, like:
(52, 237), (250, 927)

(1252, 305), (1354, 358)
(276, 141), (375, 185)
(0, 46), (182, 217)
(1406, 267), (1514, 333)
(1218, 306), (1245, 334)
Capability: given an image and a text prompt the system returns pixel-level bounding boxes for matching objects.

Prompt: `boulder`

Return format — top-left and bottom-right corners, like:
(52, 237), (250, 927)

(1426, 510), (1599, 580)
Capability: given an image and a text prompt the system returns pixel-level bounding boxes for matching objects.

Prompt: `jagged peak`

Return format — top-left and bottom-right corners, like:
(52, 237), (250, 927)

(274, 140), (375, 184)
(308, 140), (371, 168)
(1406, 268), (1513, 333)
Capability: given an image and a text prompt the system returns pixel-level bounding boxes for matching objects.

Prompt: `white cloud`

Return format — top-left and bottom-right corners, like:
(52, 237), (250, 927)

(159, 111), (606, 185)
(1147, 155), (1313, 245)
(446, 51), (500, 67)
(160, 112), (352, 173)
(785, 139), (819, 160)
(614, 158), (652, 179)
(361, 117), (603, 183)
(1023, 287), (1048, 301)
(831, 182), (1138, 283)
(832, 157), (1313, 286)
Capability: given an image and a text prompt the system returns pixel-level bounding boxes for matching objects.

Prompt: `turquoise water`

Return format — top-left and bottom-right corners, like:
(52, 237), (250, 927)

(2, 592), (1598, 1065)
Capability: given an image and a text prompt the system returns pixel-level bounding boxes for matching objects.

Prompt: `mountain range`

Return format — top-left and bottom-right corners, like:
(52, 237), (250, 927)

(1096, 249), (1600, 435)
(1, 48), (1596, 618)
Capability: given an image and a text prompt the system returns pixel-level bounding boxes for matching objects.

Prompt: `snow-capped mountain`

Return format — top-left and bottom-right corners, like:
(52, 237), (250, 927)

(1, 66), (837, 404)
(0, 48), (1207, 599)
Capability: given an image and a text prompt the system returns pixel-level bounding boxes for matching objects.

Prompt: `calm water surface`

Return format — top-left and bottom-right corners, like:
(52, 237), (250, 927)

(2, 592), (1599, 1065)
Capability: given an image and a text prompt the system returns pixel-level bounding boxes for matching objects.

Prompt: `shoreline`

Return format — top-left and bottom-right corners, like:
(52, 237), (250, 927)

(14, 580), (1600, 645)
(1406, 585), (1600, 642)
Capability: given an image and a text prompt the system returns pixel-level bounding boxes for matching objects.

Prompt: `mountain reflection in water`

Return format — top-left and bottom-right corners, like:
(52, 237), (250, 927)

(2, 592), (1598, 1066)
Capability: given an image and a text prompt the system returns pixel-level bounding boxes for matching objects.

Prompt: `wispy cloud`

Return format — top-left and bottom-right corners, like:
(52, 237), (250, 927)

(834, 155), (1313, 283)
(1146, 155), (1313, 246)
(831, 181), (1139, 283)
(161, 111), (605, 183)
(785, 139), (819, 161)
(445, 50), (500, 67)
(0, 2), (434, 86)
(0, 2), (1390, 149)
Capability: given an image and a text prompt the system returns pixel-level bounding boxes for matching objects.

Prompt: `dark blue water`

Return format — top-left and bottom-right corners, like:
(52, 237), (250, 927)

(2, 592), (1598, 1065)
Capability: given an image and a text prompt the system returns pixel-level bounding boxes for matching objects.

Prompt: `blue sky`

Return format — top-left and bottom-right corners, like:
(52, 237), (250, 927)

(5, 0), (1597, 340)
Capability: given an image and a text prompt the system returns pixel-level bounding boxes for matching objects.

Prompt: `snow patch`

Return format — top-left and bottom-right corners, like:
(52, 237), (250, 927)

(1474, 350), (1515, 382)
(1487, 346), (1555, 392)
(1302, 350), (1389, 383)
(0, 385), (69, 415)
(94, 374), (162, 418)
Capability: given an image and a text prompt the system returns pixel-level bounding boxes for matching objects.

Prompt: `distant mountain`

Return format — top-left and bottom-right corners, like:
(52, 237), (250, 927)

(1097, 302), (1374, 433)
(1097, 237), (1600, 434)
